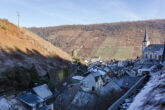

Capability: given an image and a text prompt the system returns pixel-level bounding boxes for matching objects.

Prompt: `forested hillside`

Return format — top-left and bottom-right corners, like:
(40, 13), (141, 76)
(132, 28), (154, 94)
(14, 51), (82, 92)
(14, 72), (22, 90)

(28, 20), (165, 60)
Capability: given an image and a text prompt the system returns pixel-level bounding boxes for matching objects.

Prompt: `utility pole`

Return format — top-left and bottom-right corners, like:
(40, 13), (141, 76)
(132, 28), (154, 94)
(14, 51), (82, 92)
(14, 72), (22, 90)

(17, 12), (20, 27)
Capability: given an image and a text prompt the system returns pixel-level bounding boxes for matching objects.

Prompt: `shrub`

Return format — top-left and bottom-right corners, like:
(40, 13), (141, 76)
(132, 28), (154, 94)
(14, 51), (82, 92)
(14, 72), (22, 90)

(75, 58), (80, 62)
(37, 75), (49, 84)
(63, 68), (69, 78)
(48, 80), (56, 92)
(58, 70), (64, 81)
(29, 64), (39, 83)
(58, 68), (70, 81)
(0, 65), (40, 91)
(21, 30), (25, 34)
(1, 25), (8, 30)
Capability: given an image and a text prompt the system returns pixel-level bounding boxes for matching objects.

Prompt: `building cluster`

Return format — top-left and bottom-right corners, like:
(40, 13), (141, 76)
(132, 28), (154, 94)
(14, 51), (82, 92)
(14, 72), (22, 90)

(55, 54), (164, 109)
(1, 57), (163, 110)
(0, 84), (54, 110)
(107, 31), (165, 110)
(59, 30), (165, 109)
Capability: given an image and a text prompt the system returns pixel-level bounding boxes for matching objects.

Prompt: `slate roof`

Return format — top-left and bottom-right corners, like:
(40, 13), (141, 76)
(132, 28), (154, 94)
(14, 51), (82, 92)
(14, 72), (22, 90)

(98, 70), (106, 75)
(92, 72), (101, 77)
(0, 97), (13, 110)
(80, 74), (96, 91)
(71, 91), (95, 107)
(144, 44), (164, 54)
(141, 64), (154, 69)
(17, 92), (44, 107)
(32, 84), (53, 100)
(143, 31), (149, 42)
(113, 75), (140, 88)
(99, 80), (122, 95)
(72, 76), (84, 80)
(121, 75), (140, 88)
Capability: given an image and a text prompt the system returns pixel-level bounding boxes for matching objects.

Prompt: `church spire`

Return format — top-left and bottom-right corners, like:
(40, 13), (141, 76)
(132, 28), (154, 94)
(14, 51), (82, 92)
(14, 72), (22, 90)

(142, 29), (150, 55)
(143, 30), (149, 42)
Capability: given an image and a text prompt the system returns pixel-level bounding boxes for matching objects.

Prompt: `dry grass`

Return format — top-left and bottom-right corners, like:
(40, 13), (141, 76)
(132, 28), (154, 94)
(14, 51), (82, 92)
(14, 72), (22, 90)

(0, 19), (72, 61)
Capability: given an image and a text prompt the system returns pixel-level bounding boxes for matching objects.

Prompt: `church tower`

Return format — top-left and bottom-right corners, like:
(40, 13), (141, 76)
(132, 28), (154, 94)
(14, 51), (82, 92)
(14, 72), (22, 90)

(142, 30), (150, 52)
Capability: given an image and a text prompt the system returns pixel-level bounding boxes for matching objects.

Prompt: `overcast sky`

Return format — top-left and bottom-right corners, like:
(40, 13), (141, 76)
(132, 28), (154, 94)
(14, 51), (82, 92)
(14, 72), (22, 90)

(1, 0), (165, 27)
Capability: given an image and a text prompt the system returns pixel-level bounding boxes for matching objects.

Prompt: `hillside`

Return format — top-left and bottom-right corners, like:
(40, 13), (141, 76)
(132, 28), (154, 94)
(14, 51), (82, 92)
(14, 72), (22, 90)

(0, 19), (72, 76)
(128, 69), (165, 110)
(28, 19), (165, 60)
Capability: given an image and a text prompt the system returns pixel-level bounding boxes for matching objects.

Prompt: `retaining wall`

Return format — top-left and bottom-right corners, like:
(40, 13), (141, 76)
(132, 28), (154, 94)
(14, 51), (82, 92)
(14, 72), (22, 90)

(107, 75), (147, 110)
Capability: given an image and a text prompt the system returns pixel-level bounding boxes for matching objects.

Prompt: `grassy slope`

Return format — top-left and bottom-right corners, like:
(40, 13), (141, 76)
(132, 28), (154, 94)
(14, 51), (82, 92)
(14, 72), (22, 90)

(28, 19), (165, 60)
(0, 19), (72, 76)
(0, 19), (71, 61)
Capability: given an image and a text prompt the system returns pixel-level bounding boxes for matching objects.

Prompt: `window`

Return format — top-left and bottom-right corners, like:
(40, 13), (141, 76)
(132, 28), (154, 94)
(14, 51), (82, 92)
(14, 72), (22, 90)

(145, 54), (147, 58)
(159, 55), (162, 61)
(155, 54), (157, 60)
(39, 103), (43, 108)
(150, 54), (152, 59)
(92, 86), (95, 91)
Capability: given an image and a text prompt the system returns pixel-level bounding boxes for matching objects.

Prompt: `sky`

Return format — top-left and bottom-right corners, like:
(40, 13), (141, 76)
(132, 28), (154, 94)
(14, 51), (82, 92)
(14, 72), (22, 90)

(1, 0), (165, 27)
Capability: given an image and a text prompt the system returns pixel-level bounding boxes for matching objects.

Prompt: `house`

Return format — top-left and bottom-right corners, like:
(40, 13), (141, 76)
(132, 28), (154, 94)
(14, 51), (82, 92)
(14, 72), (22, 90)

(103, 67), (110, 72)
(80, 74), (96, 92)
(8, 97), (27, 110)
(0, 96), (14, 110)
(98, 80), (122, 95)
(91, 70), (106, 77)
(113, 75), (140, 89)
(97, 70), (106, 76)
(71, 91), (96, 108)
(71, 76), (84, 83)
(32, 84), (54, 110)
(95, 76), (104, 90)
(68, 83), (81, 99)
(17, 92), (45, 110)
(32, 84), (53, 101)
(138, 64), (156, 75)
(80, 73), (104, 92)
(125, 68), (137, 77)
(107, 70), (115, 78)
(117, 61), (124, 67)
(121, 76), (140, 89)
(142, 30), (165, 62)
(54, 84), (81, 110)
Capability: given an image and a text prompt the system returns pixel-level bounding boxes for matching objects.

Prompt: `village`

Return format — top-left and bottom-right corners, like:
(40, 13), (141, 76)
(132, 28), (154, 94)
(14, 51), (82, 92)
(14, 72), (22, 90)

(1, 56), (164, 110)
(0, 32), (165, 110)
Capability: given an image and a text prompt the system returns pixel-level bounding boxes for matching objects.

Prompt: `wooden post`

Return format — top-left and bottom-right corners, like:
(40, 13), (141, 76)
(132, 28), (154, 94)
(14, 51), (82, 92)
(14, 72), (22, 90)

(17, 12), (20, 27)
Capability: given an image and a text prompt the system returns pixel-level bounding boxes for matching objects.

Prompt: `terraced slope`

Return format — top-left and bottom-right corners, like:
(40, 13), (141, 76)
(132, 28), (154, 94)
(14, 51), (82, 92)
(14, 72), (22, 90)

(28, 19), (165, 60)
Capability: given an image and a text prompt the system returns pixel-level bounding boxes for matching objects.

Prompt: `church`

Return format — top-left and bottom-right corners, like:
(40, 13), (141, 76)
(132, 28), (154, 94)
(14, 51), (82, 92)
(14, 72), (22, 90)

(142, 31), (165, 62)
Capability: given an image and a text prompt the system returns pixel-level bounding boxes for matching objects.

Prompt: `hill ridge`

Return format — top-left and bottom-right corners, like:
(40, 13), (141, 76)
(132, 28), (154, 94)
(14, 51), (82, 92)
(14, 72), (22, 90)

(28, 19), (165, 60)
